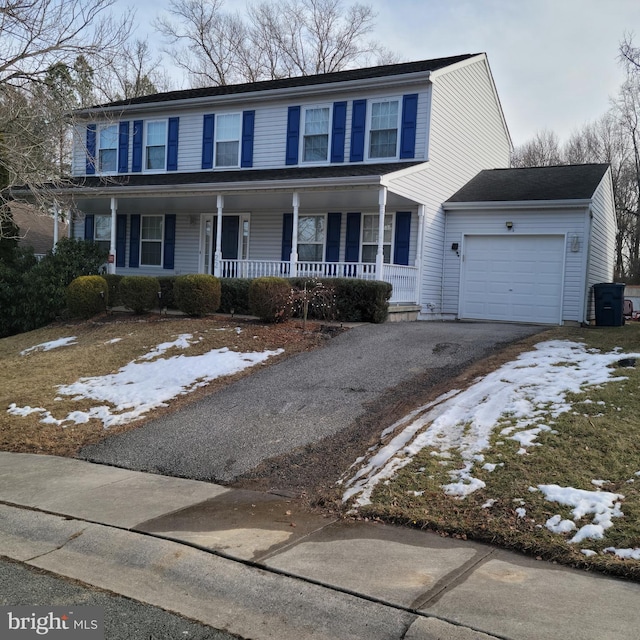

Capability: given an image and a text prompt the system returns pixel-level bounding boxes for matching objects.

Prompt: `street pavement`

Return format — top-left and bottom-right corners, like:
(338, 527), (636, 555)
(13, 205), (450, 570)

(2, 452), (640, 640)
(79, 321), (543, 482)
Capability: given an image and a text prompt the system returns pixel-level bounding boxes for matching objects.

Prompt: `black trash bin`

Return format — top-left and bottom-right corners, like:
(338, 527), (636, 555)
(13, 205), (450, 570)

(593, 283), (625, 326)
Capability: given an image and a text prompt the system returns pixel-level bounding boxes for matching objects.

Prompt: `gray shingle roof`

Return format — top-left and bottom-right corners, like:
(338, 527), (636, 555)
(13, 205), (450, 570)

(446, 164), (611, 203)
(90, 54), (478, 109)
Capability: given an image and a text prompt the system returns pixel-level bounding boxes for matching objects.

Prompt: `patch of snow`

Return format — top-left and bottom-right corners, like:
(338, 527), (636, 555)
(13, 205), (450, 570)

(20, 337), (77, 356)
(591, 479), (609, 487)
(137, 334), (193, 360)
(604, 547), (640, 560)
(482, 499), (496, 509)
(545, 515), (577, 534)
(581, 549), (597, 557)
(516, 507), (526, 518)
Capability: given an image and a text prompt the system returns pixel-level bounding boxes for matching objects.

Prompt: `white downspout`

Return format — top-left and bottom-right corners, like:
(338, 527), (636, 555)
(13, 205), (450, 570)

(290, 192), (299, 277)
(214, 194), (223, 277)
(109, 197), (117, 274)
(376, 186), (387, 282)
(53, 201), (59, 251)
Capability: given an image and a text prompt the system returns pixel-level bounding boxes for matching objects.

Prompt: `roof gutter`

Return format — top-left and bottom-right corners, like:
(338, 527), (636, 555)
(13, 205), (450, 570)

(443, 198), (594, 211)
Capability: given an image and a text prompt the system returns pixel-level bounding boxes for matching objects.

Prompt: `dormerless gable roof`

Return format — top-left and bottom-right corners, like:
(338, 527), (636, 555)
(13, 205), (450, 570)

(446, 164), (611, 203)
(88, 54), (478, 110)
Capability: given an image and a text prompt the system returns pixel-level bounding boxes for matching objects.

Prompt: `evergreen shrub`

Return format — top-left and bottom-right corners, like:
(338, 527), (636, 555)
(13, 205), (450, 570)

(119, 276), (160, 314)
(173, 274), (221, 316)
(248, 276), (292, 322)
(219, 278), (252, 314)
(66, 275), (108, 319)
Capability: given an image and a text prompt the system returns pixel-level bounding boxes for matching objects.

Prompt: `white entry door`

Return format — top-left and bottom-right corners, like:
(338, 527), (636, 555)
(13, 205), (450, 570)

(459, 235), (565, 324)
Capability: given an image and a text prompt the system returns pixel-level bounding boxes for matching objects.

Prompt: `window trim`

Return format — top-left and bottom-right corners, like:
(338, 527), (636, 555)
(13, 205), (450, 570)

(97, 124), (118, 174)
(140, 214), (164, 267)
(360, 212), (394, 264)
(297, 213), (327, 262)
(214, 112), (242, 168)
(143, 119), (168, 172)
(300, 105), (332, 164)
(366, 98), (401, 161)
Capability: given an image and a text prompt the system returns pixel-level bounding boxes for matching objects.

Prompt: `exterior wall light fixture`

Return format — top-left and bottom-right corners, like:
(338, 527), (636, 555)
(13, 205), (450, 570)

(505, 221), (514, 230)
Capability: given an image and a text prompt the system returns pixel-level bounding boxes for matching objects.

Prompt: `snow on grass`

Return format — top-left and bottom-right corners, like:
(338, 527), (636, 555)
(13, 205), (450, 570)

(20, 336), (77, 356)
(8, 339), (283, 429)
(342, 340), (640, 508)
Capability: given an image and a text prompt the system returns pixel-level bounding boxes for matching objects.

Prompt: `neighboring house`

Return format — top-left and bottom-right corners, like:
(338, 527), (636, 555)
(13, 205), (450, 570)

(11, 203), (68, 260)
(12, 52), (616, 324)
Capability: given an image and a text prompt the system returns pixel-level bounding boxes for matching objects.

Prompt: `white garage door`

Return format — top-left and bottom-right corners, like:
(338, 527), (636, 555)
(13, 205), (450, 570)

(460, 235), (565, 324)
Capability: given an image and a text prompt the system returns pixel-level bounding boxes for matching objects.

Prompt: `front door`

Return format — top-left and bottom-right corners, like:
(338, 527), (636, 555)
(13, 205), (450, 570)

(200, 215), (240, 275)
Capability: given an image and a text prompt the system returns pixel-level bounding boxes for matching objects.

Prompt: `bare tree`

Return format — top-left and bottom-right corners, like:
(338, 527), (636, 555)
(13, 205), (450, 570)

(511, 130), (563, 168)
(154, 0), (394, 87)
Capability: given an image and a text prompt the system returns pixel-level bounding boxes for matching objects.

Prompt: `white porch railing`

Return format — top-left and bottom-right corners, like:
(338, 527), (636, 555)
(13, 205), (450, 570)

(220, 260), (419, 304)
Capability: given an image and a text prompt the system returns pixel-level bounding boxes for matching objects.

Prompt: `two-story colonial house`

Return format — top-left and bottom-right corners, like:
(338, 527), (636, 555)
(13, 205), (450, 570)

(24, 52), (616, 324)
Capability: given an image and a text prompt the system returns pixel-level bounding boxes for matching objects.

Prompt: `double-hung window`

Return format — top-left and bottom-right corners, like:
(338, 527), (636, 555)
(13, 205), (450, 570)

(98, 125), (118, 173)
(298, 215), (325, 262)
(145, 121), (167, 171)
(302, 107), (330, 162)
(140, 215), (163, 266)
(368, 99), (400, 159)
(215, 113), (241, 167)
(94, 214), (111, 253)
(361, 213), (392, 263)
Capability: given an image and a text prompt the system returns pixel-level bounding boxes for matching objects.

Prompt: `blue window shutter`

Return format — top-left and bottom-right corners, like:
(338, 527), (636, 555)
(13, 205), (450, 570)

(118, 121), (130, 173)
(331, 102), (347, 163)
(167, 117), (179, 171)
(86, 124), (96, 175)
(281, 213), (293, 261)
(345, 212), (361, 262)
(163, 214), (176, 269)
(350, 100), (367, 162)
(201, 114), (214, 170)
(286, 106), (300, 165)
(400, 94), (419, 159)
(394, 211), (411, 265)
(129, 214), (140, 268)
(84, 214), (94, 240)
(326, 212), (341, 262)
(132, 120), (143, 173)
(116, 214), (127, 267)
(241, 110), (255, 168)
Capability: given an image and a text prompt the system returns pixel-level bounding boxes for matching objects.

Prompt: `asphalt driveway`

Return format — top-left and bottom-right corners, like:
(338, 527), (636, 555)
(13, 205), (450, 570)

(79, 322), (544, 483)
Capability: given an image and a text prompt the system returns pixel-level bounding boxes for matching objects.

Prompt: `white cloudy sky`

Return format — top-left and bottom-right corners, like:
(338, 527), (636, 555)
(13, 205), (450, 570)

(119, 0), (640, 147)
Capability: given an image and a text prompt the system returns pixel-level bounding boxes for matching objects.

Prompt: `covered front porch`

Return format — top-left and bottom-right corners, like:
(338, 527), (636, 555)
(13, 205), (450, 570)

(65, 167), (426, 305)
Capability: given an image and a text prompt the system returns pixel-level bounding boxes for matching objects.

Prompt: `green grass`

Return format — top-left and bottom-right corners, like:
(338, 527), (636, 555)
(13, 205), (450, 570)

(353, 324), (640, 580)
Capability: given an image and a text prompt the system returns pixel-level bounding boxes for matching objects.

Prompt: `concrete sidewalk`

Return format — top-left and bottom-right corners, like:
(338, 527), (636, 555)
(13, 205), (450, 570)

(1, 452), (639, 640)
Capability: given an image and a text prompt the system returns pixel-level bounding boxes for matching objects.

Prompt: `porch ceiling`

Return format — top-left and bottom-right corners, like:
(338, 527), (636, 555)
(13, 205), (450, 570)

(70, 187), (417, 215)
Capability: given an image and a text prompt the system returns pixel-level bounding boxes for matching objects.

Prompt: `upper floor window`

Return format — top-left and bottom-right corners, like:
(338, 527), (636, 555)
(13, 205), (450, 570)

(145, 120), (167, 171)
(298, 214), (325, 261)
(361, 213), (392, 263)
(216, 113), (241, 167)
(302, 107), (330, 162)
(140, 215), (164, 266)
(98, 125), (118, 173)
(368, 100), (399, 159)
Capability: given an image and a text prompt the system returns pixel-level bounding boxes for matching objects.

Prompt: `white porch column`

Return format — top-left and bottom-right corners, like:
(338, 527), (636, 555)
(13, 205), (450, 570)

(375, 186), (387, 281)
(109, 197), (117, 274)
(415, 204), (425, 306)
(214, 194), (224, 277)
(290, 192), (299, 276)
(52, 201), (59, 250)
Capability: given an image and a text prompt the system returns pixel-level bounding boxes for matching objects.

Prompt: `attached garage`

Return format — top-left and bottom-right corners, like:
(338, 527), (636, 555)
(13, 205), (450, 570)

(442, 164), (617, 325)
(460, 235), (565, 324)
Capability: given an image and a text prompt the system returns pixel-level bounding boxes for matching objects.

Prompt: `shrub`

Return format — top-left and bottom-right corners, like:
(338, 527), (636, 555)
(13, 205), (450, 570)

(66, 275), (108, 319)
(332, 279), (391, 323)
(219, 278), (252, 315)
(173, 274), (221, 316)
(119, 276), (160, 314)
(248, 276), (292, 323)
(103, 274), (123, 307)
(157, 276), (177, 309)
(288, 278), (337, 325)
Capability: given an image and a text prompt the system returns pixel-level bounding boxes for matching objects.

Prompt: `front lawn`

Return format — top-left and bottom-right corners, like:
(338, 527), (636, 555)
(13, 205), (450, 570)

(341, 324), (640, 580)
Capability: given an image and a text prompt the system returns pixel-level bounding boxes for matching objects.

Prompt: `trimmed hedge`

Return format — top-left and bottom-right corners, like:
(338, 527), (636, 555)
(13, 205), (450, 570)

(66, 275), (108, 319)
(119, 276), (160, 314)
(290, 277), (391, 323)
(173, 274), (221, 316)
(219, 278), (252, 315)
(248, 276), (292, 323)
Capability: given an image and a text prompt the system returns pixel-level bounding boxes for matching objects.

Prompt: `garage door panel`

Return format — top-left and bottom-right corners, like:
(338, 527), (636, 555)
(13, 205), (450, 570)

(460, 235), (564, 324)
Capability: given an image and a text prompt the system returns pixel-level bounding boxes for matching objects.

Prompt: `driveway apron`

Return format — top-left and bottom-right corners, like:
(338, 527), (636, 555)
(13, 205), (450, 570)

(79, 322), (544, 482)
